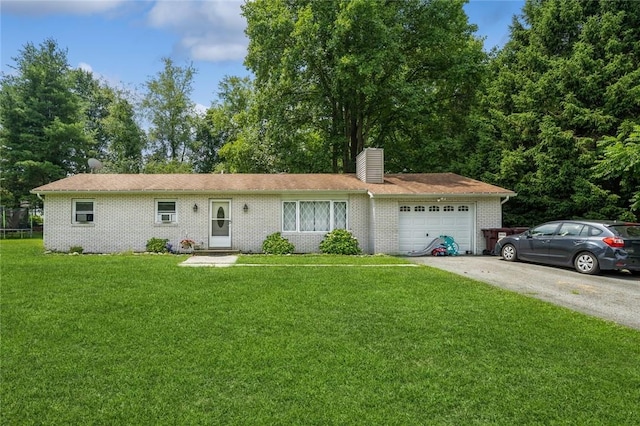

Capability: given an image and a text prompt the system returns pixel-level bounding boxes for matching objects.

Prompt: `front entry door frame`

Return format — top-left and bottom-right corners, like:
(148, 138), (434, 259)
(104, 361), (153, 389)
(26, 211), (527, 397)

(209, 199), (231, 248)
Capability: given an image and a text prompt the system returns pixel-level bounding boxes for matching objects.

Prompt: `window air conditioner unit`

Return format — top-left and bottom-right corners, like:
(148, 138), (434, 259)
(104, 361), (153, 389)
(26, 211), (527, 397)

(161, 214), (172, 222)
(76, 213), (93, 222)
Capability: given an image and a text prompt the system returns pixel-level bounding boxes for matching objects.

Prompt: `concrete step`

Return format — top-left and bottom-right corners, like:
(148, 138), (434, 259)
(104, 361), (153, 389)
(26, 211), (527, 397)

(193, 249), (241, 256)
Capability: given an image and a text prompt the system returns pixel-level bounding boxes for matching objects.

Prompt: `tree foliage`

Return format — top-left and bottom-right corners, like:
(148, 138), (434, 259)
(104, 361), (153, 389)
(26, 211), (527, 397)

(0, 39), (91, 206)
(101, 89), (146, 173)
(593, 126), (640, 213)
(4, 1), (640, 226)
(195, 76), (267, 173)
(142, 58), (197, 165)
(481, 0), (640, 224)
(241, 0), (485, 172)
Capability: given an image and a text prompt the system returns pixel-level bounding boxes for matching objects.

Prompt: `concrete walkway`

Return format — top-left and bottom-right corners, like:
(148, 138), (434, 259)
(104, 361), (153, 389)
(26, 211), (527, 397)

(180, 255), (238, 267)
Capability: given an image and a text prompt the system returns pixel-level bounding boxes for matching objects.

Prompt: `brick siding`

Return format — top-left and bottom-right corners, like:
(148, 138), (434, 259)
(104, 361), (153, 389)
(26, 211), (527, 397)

(42, 193), (503, 254)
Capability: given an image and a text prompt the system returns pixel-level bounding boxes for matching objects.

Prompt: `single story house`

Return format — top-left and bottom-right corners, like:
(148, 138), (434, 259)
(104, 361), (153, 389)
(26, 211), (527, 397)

(31, 149), (516, 255)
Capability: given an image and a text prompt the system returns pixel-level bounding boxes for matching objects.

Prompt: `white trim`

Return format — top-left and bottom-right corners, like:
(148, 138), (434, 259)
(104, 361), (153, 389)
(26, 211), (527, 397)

(72, 198), (95, 224)
(281, 200), (349, 233)
(155, 199), (177, 224)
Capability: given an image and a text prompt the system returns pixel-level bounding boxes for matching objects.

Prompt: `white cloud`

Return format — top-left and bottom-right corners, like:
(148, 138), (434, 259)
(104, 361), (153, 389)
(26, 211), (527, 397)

(194, 103), (208, 115)
(77, 62), (93, 73)
(2, 0), (130, 16)
(146, 0), (248, 62)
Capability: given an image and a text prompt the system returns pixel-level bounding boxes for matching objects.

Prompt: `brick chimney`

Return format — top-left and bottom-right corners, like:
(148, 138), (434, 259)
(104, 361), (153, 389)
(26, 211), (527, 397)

(356, 148), (384, 184)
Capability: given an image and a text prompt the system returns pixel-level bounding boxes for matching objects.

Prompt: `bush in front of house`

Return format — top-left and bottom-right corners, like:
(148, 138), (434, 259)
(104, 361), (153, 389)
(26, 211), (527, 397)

(69, 246), (84, 254)
(146, 237), (169, 253)
(262, 232), (295, 254)
(319, 229), (361, 255)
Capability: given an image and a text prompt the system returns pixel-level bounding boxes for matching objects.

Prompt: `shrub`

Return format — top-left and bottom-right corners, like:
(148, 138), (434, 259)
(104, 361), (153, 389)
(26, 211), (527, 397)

(320, 229), (361, 255)
(262, 232), (295, 255)
(146, 238), (169, 253)
(69, 246), (84, 254)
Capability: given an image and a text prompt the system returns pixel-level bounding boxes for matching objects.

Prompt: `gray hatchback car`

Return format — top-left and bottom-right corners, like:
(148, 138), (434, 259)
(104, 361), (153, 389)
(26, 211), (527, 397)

(495, 220), (640, 275)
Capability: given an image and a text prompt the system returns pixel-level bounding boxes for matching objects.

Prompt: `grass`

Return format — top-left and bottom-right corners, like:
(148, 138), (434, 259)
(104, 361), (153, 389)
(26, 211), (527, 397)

(2, 239), (640, 424)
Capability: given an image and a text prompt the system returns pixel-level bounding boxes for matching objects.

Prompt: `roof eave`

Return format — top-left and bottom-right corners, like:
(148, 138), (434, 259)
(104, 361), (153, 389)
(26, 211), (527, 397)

(31, 188), (370, 196)
(367, 192), (517, 198)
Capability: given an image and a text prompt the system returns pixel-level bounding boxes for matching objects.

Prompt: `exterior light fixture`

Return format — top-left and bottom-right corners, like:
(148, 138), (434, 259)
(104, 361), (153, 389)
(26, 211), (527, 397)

(193, 203), (198, 213)
(243, 204), (249, 213)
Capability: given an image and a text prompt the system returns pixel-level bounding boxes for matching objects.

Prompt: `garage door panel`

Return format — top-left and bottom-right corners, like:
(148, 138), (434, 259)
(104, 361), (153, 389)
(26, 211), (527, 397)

(398, 203), (474, 253)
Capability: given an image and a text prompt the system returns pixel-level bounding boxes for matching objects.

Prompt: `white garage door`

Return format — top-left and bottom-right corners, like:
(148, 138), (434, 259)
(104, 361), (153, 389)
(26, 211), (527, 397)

(398, 203), (474, 254)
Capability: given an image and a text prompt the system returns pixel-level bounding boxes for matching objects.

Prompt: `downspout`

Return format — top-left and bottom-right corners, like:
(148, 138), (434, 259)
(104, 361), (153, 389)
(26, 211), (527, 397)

(367, 191), (375, 254)
(501, 195), (510, 205)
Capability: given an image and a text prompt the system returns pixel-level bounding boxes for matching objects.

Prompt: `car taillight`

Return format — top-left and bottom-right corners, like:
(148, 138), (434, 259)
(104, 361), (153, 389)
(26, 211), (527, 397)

(603, 237), (625, 248)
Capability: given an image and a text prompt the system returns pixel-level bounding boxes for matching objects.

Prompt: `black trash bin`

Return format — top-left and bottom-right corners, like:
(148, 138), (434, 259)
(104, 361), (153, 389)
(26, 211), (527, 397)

(481, 227), (529, 255)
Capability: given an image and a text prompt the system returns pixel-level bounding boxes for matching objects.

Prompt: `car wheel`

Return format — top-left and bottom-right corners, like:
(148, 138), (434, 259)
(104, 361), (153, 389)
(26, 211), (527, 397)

(500, 244), (517, 262)
(574, 252), (600, 275)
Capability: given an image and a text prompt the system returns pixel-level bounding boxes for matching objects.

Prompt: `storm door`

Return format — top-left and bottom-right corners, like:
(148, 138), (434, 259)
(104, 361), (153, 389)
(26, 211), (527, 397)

(209, 200), (231, 248)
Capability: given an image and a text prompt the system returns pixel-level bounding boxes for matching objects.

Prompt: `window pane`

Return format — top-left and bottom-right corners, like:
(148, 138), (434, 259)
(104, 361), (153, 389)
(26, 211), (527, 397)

(76, 201), (93, 212)
(283, 202), (297, 231)
(158, 201), (176, 213)
(334, 202), (347, 229)
(315, 202), (330, 231)
(300, 202), (314, 231)
(531, 223), (559, 236)
(558, 223), (584, 236)
(300, 201), (330, 232)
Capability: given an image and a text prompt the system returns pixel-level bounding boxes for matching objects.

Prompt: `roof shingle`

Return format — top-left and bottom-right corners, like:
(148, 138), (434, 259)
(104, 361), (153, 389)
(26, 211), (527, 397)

(31, 173), (515, 197)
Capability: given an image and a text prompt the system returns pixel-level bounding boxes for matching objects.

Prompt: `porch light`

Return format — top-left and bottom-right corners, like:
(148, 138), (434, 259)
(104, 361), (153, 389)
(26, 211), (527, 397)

(243, 204), (249, 213)
(193, 203), (198, 213)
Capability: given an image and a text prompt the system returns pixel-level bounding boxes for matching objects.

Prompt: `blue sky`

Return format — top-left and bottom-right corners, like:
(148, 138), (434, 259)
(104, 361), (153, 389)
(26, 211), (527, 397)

(1, 0), (525, 112)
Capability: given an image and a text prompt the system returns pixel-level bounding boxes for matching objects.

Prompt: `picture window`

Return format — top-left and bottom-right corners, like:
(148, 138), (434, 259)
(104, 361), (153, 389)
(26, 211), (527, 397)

(282, 201), (348, 232)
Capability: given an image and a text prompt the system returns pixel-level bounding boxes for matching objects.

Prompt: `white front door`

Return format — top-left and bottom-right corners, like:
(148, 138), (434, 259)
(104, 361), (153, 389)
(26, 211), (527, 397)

(209, 200), (231, 248)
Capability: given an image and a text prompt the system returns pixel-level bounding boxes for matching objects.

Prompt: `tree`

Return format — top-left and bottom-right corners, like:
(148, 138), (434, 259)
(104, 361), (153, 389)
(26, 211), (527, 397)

(200, 76), (274, 173)
(71, 68), (112, 158)
(191, 77), (254, 173)
(241, 0), (485, 172)
(482, 0), (640, 225)
(0, 39), (91, 206)
(141, 58), (197, 165)
(101, 89), (146, 173)
(593, 125), (640, 215)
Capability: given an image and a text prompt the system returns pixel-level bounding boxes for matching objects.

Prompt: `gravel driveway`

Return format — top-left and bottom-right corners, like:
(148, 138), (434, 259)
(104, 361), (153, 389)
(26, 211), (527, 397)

(408, 255), (640, 330)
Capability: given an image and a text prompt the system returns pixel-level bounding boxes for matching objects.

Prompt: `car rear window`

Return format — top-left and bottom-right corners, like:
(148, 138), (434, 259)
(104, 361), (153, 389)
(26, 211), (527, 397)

(608, 224), (640, 238)
(581, 226), (603, 237)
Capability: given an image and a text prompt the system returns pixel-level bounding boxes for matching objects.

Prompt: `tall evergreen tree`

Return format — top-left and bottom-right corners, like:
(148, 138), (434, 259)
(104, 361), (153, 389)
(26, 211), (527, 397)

(0, 39), (91, 206)
(481, 0), (640, 225)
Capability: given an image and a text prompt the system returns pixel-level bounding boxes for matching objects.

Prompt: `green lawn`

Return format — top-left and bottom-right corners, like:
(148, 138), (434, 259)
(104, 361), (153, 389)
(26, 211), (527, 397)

(2, 239), (639, 425)
(236, 253), (412, 265)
